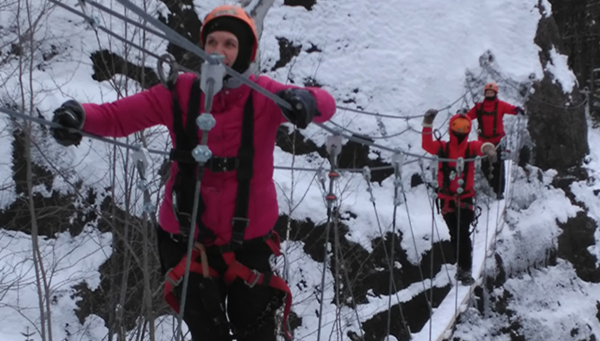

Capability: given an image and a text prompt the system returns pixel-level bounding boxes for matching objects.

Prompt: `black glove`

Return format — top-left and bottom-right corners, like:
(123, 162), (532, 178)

(276, 88), (318, 129)
(423, 109), (438, 125)
(51, 100), (85, 146)
(515, 106), (525, 115)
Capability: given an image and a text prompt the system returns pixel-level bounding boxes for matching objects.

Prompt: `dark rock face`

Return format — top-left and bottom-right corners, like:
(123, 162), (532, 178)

(156, 0), (202, 69)
(283, 0), (317, 11)
(527, 9), (589, 173)
(557, 210), (600, 283)
(90, 50), (161, 89)
(90, 0), (202, 89)
(548, 0), (600, 120)
(0, 128), (84, 237)
(271, 37), (302, 71)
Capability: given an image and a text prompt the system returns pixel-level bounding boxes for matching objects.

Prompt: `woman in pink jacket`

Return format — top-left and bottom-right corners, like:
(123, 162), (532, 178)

(50, 5), (336, 341)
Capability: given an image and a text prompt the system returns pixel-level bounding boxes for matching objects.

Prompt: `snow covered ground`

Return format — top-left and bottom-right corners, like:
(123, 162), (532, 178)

(0, 0), (595, 340)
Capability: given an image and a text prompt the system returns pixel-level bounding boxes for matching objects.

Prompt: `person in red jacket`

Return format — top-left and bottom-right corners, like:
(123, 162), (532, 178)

(49, 5), (336, 341)
(466, 82), (525, 199)
(422, 109), (497, 285)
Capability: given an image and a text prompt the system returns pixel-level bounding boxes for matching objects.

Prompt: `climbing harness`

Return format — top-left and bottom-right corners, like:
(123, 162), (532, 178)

(475, 101), (500, 139)
(157, 55), (293, 340)
(436, 143), (473, 199)
(164, 232), (292, 338)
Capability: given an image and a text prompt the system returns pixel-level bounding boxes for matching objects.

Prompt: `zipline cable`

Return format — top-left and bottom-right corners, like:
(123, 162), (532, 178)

(362, 166), (410, 338)
(54, 0), (485, 164)
(316, 135), (342, 341)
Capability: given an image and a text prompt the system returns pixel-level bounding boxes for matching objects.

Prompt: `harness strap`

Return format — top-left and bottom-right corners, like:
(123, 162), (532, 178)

(222, 255), (293, 339)
(163, 232), (293, 339)
(439, 142), (451, 192)
(164, 246), (221, 314)
(440, 196), (474, 215)
(231, 93), (255, 245)
(476, 101), (499, 138)
(437, 143), (471, 196)
(169, 151), (242, 173)
(172, 79), (200, 156)
(170, 78), (213, 239)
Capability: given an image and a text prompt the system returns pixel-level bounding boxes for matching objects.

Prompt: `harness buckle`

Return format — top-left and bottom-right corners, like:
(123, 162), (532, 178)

(231, 217), (250, 228)
(245, 269), (261, 288)
(231, 233), (246, 247)
(168, 232), (181, 243)
(165, 270), (183, 289)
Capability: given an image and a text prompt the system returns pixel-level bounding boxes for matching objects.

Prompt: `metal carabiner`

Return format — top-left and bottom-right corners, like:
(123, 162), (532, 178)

(157, 53), (179, 89)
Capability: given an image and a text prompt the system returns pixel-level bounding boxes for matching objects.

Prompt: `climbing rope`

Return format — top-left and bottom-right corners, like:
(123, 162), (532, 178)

(331, 197), (366, 341)
(337, 105), (425, 119)
(362, 166), (411, 338)
(394, 153), (435, 319)
(316, 135), (342, 341)
(47, 0), (487, 164)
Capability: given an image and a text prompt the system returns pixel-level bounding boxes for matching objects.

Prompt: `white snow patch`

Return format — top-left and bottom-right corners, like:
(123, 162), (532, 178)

(545, 47), (578, 93)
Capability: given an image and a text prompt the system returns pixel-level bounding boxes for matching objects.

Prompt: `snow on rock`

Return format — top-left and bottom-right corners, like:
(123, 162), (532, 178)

(497, 168), (578, 277)
(545, 47), (578, 94)
(572, 121), (600, 267)
(455, 262), (600, 341)
(0, 228), (111, 340)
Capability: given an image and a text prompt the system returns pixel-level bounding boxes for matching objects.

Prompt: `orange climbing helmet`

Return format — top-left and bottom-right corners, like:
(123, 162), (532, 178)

(200, 5), (258, 62)
(450, 115), (471, 134)
(484, 82), (498, 94)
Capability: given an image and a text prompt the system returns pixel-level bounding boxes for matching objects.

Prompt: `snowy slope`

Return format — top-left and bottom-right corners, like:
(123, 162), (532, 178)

(0, 0), (593, 340)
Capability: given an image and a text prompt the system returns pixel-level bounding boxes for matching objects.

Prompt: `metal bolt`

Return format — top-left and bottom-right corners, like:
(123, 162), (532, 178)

(192, 145), (213, 163)
(197, 113), (216, 131)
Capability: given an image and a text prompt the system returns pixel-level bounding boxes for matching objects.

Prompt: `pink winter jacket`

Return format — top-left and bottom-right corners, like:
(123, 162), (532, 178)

(82, 73), (336, 245)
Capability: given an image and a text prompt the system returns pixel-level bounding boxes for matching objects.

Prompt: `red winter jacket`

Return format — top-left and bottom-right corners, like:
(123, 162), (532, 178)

(422, 115), (489, 200)
(466, 98), (517, 145)
(82, 73), (336, 245)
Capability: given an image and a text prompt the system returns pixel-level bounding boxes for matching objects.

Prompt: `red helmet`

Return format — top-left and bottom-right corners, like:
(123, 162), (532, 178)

(484, 82), (498, 94)
(200, 5), (258, 62)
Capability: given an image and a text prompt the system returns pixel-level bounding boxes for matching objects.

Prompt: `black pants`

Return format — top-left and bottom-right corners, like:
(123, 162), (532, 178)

(481, 150), (505, 196)
(441, 198), (475, 271)
(156, 228), (282, 341)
